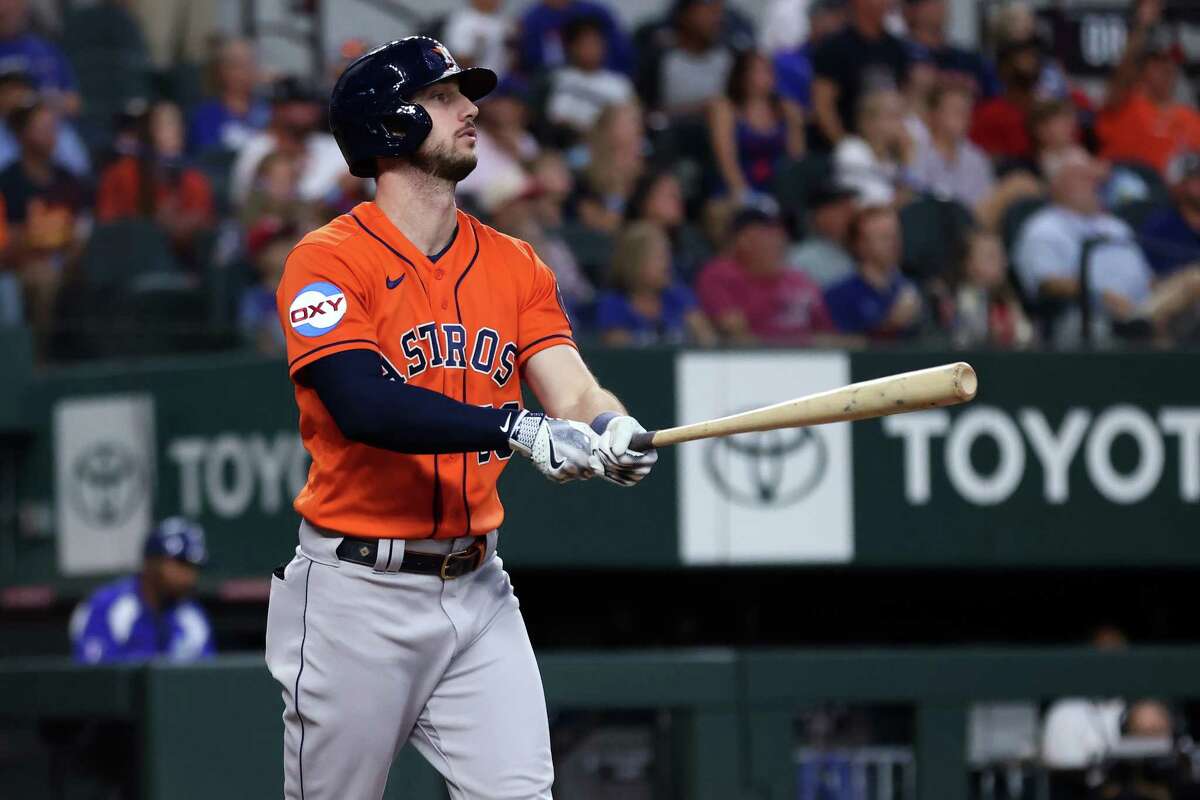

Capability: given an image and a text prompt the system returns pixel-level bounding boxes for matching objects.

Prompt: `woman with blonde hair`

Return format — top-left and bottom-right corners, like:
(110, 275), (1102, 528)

(576, 102), (646, 233)
(596, 221), (716, 346)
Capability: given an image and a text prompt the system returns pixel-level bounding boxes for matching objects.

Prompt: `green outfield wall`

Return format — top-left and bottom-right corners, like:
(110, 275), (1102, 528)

(3, 348), (1199, 591)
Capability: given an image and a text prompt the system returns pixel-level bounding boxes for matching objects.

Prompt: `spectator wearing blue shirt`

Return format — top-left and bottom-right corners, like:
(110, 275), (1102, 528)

(188, 37), (269, 154)
(0, 0), (79, 116)
(771, 0), (847, 110)
(1140, 152), (1200, 276)
(597, 221), (716, 345)
(902, 0), (998, 99)
(0, 67), (88, 176)
(825, 205), (922, 337)
(69, 517), (215, 664)
(518, 0), (632, 75)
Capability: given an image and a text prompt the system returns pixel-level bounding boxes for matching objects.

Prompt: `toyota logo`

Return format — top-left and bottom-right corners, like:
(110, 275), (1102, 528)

(70, 441), (148, 527)
(704, 426), (828, 507)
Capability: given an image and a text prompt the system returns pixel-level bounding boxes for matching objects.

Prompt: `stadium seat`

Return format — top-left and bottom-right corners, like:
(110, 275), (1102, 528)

(772, 153), (832, 237)
(559, 221), (615, 284)
(195, 148), (240, 216)
(899, 193), (975, 284)
(80, 220), (180, 289)
(1001, 196), (1047, 254)
(63, 4), (152, 153)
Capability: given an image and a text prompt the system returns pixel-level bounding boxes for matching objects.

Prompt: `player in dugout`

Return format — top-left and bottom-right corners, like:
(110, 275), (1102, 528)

(69, 516), (214, 664)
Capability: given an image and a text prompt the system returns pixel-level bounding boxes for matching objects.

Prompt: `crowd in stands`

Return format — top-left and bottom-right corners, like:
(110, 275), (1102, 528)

(2, 0), (1200, 361)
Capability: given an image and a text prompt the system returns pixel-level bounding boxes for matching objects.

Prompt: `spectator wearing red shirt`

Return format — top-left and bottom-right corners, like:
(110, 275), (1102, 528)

(969, 36), (1042, 160)
(1095, 1), (1200, 175)
(696, 201), (835, 344)
(96, 101), (214, 268)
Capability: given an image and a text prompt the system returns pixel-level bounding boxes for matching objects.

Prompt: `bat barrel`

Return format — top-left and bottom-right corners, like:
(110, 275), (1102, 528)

(621, 361), (977, 451)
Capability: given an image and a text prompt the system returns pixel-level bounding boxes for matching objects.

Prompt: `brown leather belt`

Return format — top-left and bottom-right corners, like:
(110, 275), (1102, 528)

(335, 535), (486, 579)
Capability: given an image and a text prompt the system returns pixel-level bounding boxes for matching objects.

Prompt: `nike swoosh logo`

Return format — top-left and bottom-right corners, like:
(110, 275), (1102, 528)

(499, 413), (513, 434)
(386, 274), (406, 290)
(546, 438), (564, 470)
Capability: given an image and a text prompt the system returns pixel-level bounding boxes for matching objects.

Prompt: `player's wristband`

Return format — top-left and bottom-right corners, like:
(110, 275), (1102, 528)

(590, 411), (620, 434)
(508, 410), (545, 457)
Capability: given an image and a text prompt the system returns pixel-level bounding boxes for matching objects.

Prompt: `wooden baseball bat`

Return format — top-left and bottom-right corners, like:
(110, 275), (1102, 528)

(628, 361), (977, 451)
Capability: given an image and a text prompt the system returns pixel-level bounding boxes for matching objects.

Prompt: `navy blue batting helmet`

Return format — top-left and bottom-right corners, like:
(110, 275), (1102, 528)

(329, 36), (497, 178)
(143, 517), (208, 567)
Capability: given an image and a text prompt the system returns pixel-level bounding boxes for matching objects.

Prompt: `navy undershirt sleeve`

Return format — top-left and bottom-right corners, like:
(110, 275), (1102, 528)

(299, 348), (515, 455)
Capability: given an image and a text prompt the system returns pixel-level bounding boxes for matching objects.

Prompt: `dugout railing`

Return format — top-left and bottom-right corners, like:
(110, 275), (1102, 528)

(2, 647), (1199, 799)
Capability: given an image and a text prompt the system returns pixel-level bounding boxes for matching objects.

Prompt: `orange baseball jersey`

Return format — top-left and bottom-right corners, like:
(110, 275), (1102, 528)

(276, 201), (576, 539)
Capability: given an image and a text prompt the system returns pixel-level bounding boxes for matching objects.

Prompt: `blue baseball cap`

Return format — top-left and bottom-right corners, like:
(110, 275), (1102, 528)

(143, 517), (208, 567)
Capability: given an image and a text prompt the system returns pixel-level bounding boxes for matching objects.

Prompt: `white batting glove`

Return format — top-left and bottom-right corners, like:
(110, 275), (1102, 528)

(591, 413), (658, 487)
(508, 410), (603, 483)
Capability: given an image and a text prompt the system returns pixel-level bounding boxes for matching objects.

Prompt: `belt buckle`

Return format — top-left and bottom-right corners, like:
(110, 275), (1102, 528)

(438, 540), (485, 580)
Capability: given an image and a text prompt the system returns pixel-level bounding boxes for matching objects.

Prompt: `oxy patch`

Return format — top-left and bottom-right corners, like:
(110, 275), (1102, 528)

(289, 282), (347, 337)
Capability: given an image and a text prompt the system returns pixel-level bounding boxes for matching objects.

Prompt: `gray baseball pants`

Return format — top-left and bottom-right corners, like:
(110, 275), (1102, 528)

(265, 520), (554, 799)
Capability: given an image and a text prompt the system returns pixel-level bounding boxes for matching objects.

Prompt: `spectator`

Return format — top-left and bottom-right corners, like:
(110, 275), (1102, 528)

(626, 169), (711, 281)
(545, 15), (635, 136)
(901, 45), (937, 147)
(1141, 152), (1200, 276)
(652, 0), (735, 118)
(825, 205), (922, 337)
(833, 87), (911, 206)
(575, 102), (645, 233)
(770, 0), (847, 112)
(457, 80), (540, 204)
(484, 162), (594, 315)
(129, 0), (213, 70)
(1095, 0), (1200, 175)
(709, 49), (804, 199)
(0, 0), (79, 116)
(518, 0), (632, 75)
(1024, 98), (1078, 177)
(0, 101), (88, 342)
(70, 517), (214, 663)
(787, 178), (857, 286)
(1040, 626), (1128, 771)
(230, 76), (352, 210)
(96, 101), (214, 266)
(1013, 147), (1200, 344)
(0, 67), (88, 176)
(240, 151), (323, 234)
(910, 84), (994, 209)
(596, 221), (715, 345)
(443, 0), (513, 76)
(969, 36), (1042, 161)
(944, 230), (1033, 348)
(810, 0), (910, 147)
(188, 37), (269, 154)
(902, 0), (996, 98)
(758, 0), (812, 56)
(696, 201), (835, 344)
(987, 1), (1072, 102)
(239, 219), (297, 354)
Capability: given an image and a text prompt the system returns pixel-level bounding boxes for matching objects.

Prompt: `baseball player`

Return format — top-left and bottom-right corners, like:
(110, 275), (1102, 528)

(264, 36), (657, 800)
(70, 517), (213, 664)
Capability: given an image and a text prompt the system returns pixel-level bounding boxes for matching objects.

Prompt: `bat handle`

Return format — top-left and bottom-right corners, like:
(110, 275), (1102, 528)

(629, 431), (656, 452)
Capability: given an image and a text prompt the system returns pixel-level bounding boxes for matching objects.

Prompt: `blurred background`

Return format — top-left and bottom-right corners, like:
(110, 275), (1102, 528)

(1, 0), (1200, 797)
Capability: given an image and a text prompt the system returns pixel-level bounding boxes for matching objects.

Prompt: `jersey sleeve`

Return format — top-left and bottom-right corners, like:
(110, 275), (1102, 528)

(277, 243), (381, 379)
(516, 247), (577, 367)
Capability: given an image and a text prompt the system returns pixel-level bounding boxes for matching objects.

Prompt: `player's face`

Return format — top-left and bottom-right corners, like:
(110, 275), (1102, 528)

(146, 556), (199, 603)
(411, 79), (480, 183)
